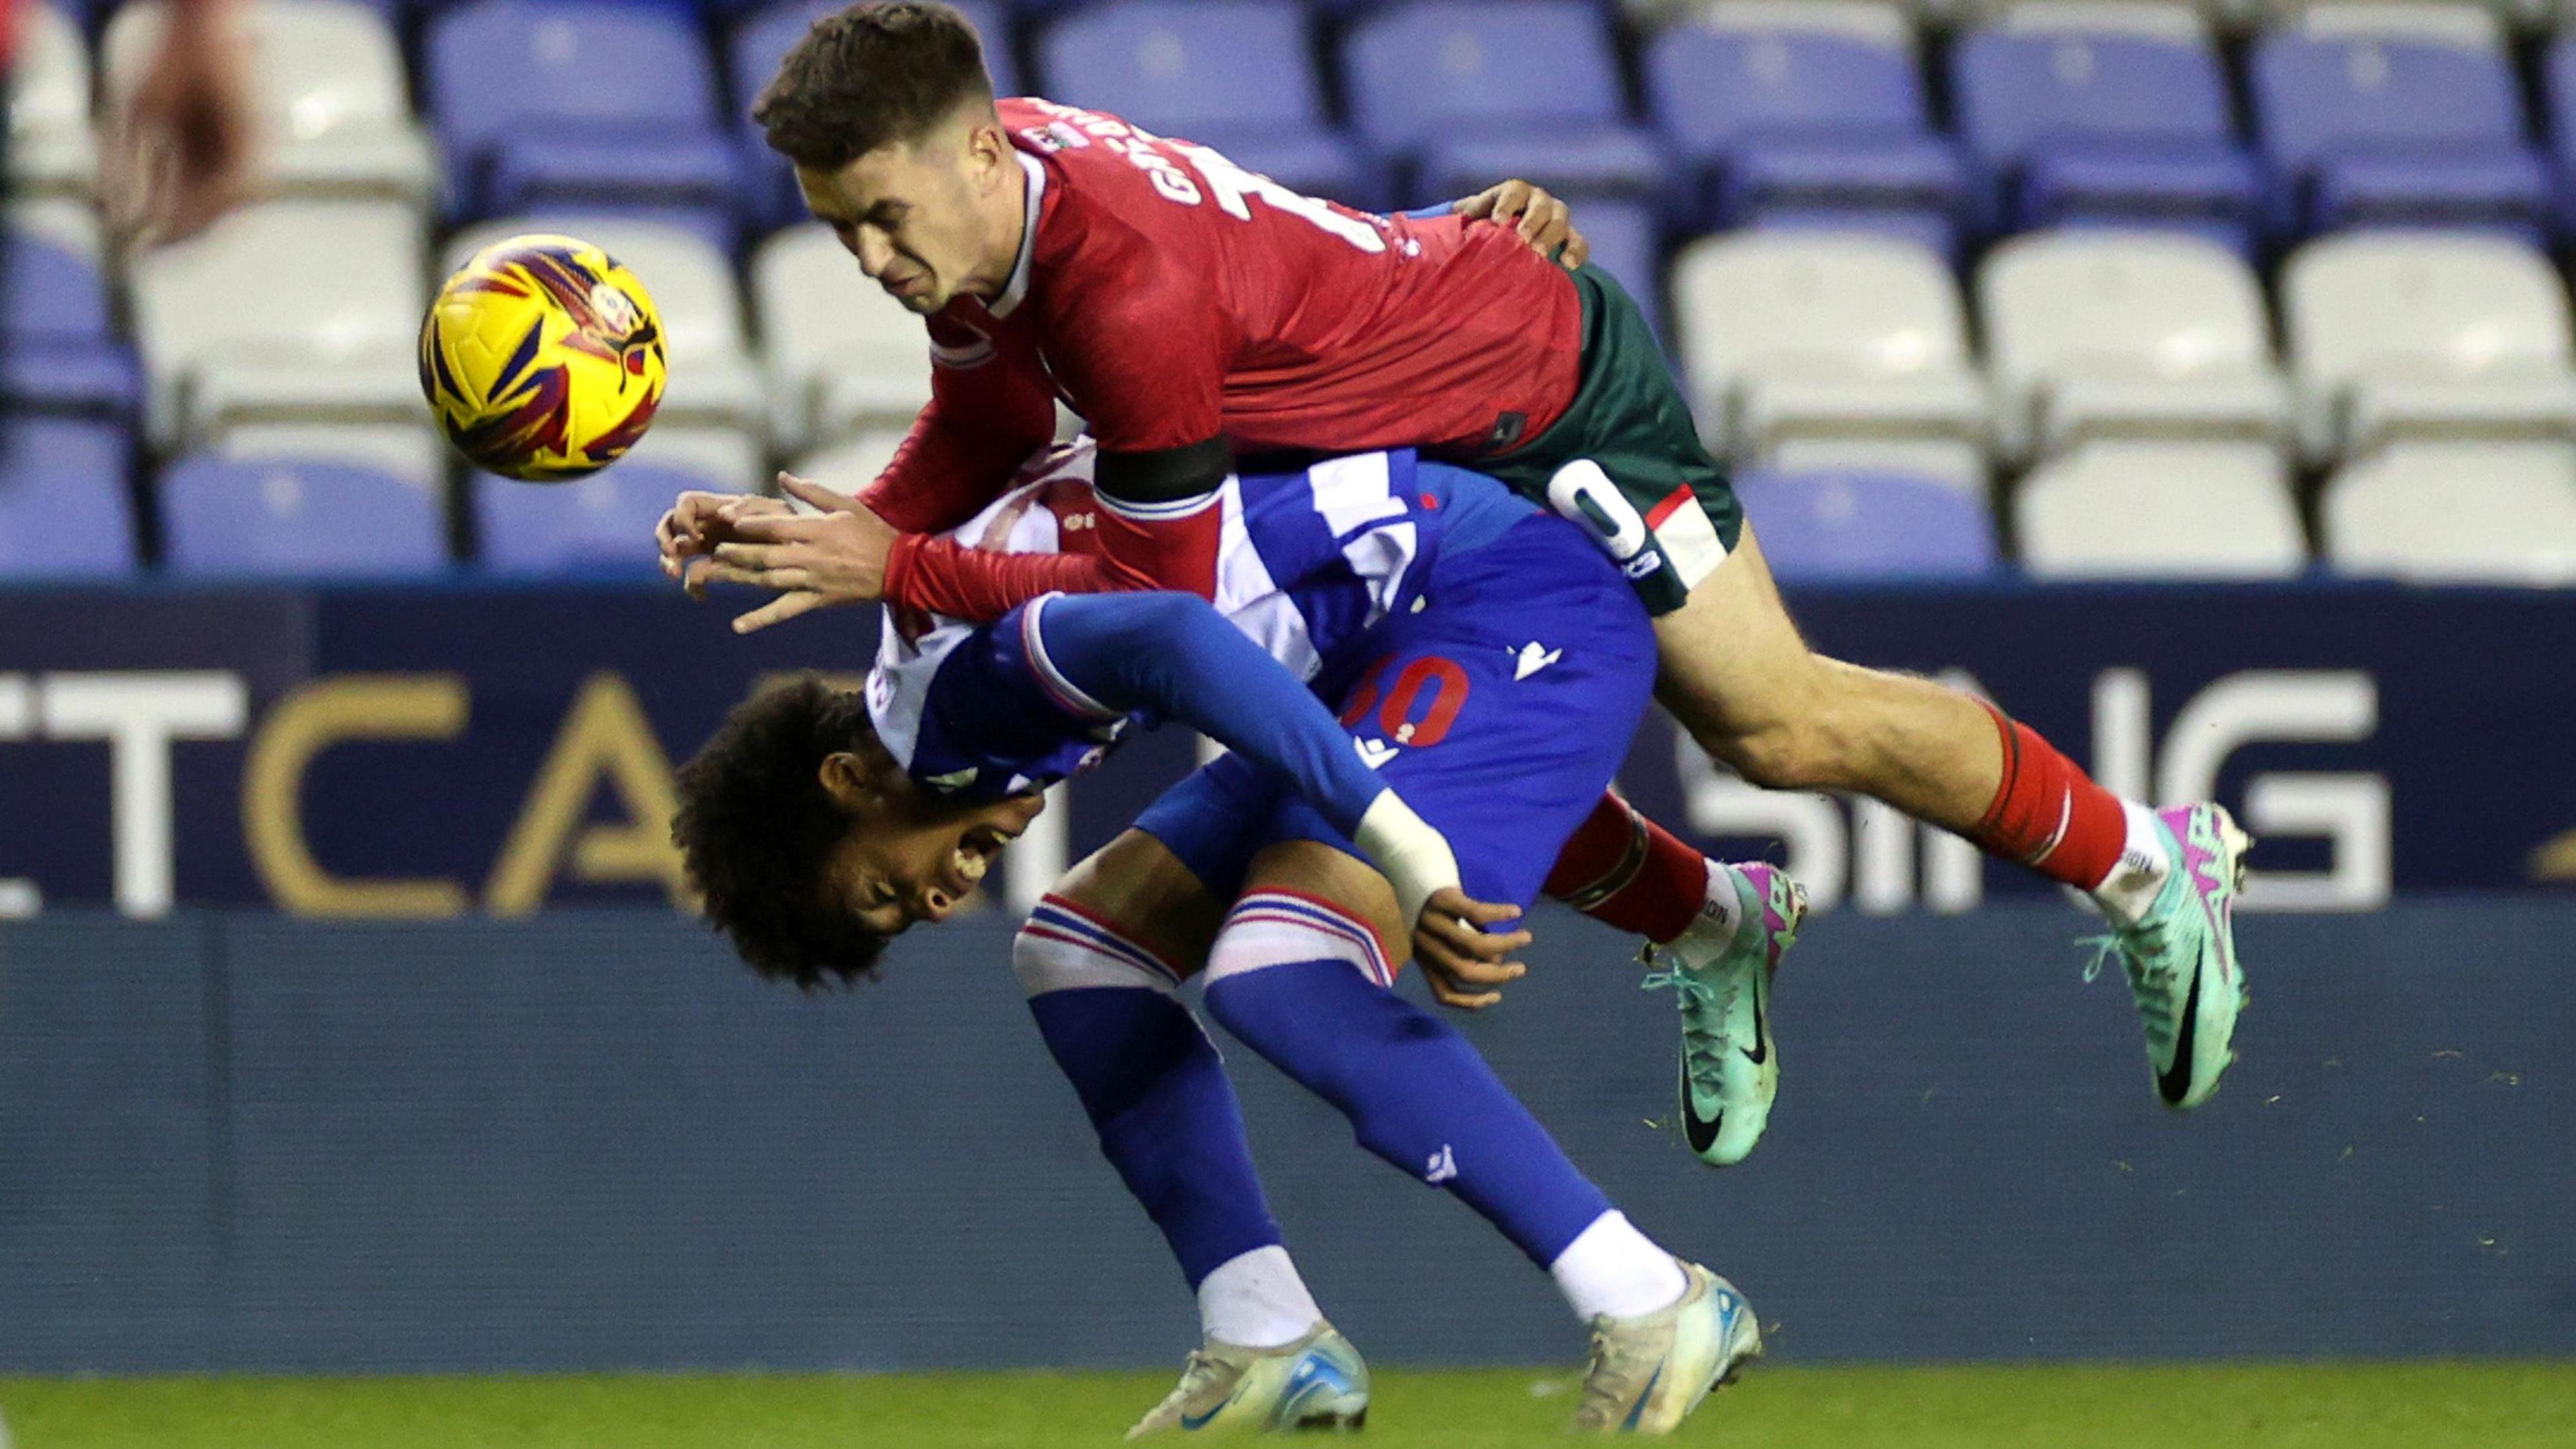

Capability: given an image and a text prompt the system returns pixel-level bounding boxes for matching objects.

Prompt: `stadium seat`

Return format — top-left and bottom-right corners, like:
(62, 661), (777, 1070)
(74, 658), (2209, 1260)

(128, 200), (427, 453)
(9, 4), (98, 199)
(1978, 230), (2286, 464)
(1342, 1), (1664, 205)
(216, 423), (449, 490)
(2249, 8), (2548, 240)
(158, 453), (450, 577)
(2015, 440), (2308, 579)
(753, 224), (933, 453)
(1668, 229), (1988, 474)
(443, 216), (768, 448)
(1646, 2), (1962, 242)
(1, 205), (143, 420)
(101, 0), (435, 208)
(2280, 230), (2576, 462)
(2323, 439), (2576, 584)
(0, 418), (136, 577)
(1734, 467), (1998, 581)
(1949, 11), (2257, 247)
(1038, 1), (1375, 209)
(791, 428), (910, 497)
(1568, 201), (1667, 345)
(427, 0), (737, 234)
(731, 0), (1016, 233)
(476, 464), (725, 576)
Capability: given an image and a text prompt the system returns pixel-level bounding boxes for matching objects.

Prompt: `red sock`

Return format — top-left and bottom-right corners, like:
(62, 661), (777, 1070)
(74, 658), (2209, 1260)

(1970, 702), (2126, 890)
(1544, 794), (1709, 945)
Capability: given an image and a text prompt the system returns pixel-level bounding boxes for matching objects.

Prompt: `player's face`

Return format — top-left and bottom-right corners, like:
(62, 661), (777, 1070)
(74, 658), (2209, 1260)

(814, 761), (1047, 936)
(801, 115), (1019, 315)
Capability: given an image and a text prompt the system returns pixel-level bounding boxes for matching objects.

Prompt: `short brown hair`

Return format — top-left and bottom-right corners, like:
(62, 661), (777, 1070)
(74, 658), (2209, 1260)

(753, 2), (996, 172)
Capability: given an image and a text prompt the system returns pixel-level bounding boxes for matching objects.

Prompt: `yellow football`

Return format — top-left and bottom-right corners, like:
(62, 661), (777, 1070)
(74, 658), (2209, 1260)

(419, 234), (667, 482)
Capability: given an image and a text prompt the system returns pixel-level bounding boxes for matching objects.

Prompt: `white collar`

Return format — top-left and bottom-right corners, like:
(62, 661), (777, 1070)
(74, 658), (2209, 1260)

(987, 151), (1047, 320)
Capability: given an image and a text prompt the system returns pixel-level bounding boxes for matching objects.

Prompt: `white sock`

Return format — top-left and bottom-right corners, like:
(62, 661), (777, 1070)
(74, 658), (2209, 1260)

(1689, 861), (1744, 942)
(2088, 800), (2174, 927)
(1198, 1246), (1325, 1348)
(1548, 1212), (1688, 1322)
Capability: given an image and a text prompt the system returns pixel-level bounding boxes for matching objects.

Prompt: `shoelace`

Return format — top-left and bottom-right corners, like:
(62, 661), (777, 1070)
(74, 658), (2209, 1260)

(1152, 1350), (1229, 1420)
(1573, 1321), (1632, 1428)
(1640, 964), (1731, 1093)
(2080, 929), (2180, 1051)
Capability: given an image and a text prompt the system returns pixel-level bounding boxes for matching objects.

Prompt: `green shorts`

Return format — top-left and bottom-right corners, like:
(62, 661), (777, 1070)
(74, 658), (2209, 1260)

(1474, 264), (1741, 617)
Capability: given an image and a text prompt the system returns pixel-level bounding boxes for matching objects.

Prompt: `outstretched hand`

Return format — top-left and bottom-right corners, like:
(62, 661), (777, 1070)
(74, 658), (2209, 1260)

(1455, 180), (1591, 270)
(1413, 886), (1533, 1011)
(659, 473), (898, 634)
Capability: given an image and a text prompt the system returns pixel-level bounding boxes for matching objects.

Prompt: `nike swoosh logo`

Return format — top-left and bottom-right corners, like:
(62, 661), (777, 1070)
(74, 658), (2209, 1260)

(2157, 959), (2204, 1106)
(1741, 988), (1768, 1066)
(1621, 1363), (1664, 1431)
(1680, 1053), (1723, 1156)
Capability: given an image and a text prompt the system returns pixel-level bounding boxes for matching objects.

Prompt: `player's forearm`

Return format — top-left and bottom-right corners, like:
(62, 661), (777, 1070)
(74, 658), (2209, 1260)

(885, 536), (1137, 621)
(1034, 592), (1463, 915)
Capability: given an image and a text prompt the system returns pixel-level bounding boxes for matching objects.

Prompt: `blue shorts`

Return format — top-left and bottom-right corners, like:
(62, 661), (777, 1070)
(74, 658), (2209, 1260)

(1135, 513), (1656, 912)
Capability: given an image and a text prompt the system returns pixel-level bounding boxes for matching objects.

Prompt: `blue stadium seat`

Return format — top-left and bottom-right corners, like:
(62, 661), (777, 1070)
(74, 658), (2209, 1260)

(1342, 0), (1661, 207)
(1951, 28), (2257, 248)
(1039, 1), (1376, 209)
(2249, 30), (2547, 241)
(2534, 40), (2576, 243)
(427, 0), (738, 237)
(1734, 469), (1997, 582)
(1, 229), (142, 419)
(732, 0), (1017, 233)
(0, 419), (136, 577)
(159, 455), (449, 578)
(1647, 17), (1960, 241)
(476, 465), (718, 576)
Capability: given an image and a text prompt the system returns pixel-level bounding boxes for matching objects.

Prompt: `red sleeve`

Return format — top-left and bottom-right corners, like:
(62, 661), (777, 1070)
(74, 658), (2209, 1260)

(857, 310), (1058, 535)
(884, 535), (1142, 621)
(1038, 250), (1229, 457)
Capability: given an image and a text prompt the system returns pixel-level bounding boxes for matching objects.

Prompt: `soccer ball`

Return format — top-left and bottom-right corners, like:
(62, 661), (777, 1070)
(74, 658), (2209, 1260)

(419, 234), (667, 482)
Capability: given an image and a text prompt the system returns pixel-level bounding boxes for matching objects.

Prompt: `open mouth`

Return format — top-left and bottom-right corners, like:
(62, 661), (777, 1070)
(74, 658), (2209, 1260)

(945, 821), (1021, 896)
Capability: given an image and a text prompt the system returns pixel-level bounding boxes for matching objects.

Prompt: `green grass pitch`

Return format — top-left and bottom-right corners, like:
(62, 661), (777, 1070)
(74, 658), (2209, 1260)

(5, 1362), (2572, 1448)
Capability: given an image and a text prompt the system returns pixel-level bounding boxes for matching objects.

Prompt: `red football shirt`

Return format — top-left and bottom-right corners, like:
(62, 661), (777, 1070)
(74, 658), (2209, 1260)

(865, 98), (1584, 598)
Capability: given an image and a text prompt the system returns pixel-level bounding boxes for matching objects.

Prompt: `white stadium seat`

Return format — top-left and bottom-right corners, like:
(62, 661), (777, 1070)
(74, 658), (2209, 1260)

(1680, 1), (1918, 46)
(2323, 440), (2576, 584)
(7, 4), (99, 197)
(1987, 1), (2212, 39)
(104, 0), (436, 207)
(1979, 230), (2288, 464)
(791, 429), (914, 500)
(753, 224), (935, 453)
(443, 217), (766, 447)
(2279, 1), (2511, 46)
(2015, 439), (2308, 578)
(2282, 231), (2576, 462)
(1670, 229), (1988, 478)
(130, 200), (427, 451)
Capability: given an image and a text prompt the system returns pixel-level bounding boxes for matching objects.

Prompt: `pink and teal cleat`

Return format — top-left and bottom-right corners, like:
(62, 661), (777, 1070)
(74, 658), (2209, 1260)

(1643, 862), (1806, 1167)
(2087, 803), (2253, 1111)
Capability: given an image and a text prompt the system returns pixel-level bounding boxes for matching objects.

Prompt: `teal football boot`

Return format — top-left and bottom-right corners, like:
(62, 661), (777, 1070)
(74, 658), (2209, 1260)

(2086, 803), (2252, 1110)
(1642, 863), (1805, 1167)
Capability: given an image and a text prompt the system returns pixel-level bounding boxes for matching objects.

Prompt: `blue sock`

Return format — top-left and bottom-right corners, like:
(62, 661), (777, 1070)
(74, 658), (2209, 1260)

(1203, 957), (1613, 1267)
(1027, 985), (1285, 1289)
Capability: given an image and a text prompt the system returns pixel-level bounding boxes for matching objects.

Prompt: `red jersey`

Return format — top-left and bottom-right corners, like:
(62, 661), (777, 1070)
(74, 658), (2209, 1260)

(867, 99), (1582, 614)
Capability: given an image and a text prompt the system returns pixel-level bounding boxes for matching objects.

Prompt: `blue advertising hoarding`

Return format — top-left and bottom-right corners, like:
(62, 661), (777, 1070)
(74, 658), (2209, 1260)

(0, 581), (2569, 918)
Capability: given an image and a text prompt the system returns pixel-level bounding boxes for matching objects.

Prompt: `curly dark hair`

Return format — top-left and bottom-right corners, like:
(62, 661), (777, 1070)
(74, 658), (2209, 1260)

(672, 675), (892, 988)
(753, 2), (996, 174)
